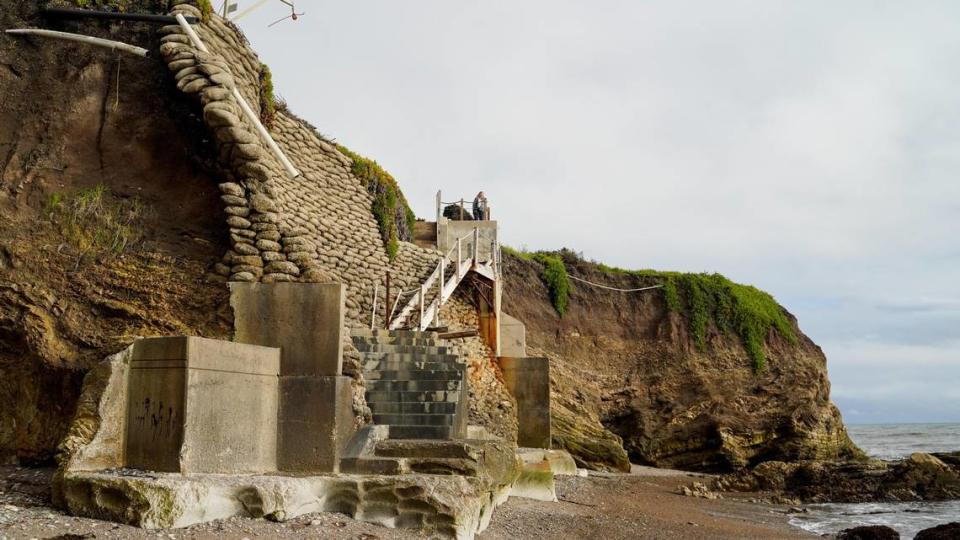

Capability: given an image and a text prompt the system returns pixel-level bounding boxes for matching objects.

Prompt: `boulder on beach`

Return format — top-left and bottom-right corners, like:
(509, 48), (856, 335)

(837, 525), (900, 540)
(914, 522), (960, 540)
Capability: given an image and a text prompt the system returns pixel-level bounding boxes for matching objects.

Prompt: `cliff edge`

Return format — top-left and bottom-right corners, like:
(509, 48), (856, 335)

(502, 249), (861, 472)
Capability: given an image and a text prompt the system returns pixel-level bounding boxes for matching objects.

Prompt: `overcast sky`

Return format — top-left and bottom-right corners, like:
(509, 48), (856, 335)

(238, 1), (959, 425)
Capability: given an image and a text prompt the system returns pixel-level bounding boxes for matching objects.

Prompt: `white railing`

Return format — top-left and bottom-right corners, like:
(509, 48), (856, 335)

(389, 227), (500, 331)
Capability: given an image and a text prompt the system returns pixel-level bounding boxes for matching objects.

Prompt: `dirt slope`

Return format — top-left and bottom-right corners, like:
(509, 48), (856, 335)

(502, 251), (860, 472)
(0, 1), (232, 463)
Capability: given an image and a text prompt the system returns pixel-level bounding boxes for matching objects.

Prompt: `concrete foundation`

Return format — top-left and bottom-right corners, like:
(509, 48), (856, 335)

(230, 282), (355, 472)
(278, 375), (355, 472)
(126, 337), (280, 474)
(230, 282), (345, 376)
(499, 357), (551, 449)
(499, 313), (526, 358)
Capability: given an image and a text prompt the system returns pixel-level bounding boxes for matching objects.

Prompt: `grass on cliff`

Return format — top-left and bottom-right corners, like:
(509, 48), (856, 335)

(335, 145), (416, 262)
(504, 247), (570, 316)
(505, 247), (796, 372)
(259, 63), (276, 127)
(45, 184), (146, 265)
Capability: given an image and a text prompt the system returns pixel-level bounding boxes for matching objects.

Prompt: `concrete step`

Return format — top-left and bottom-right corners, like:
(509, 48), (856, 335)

(406, 457), (479, 476)
(366, 390), (460, 403)
(373, 414), (455, 426)
(365, 380), (461, 392)
(340, 455), (478, 477)
(374, 439), (479, 460)
(369, 401), (457, 415)
(354, 343), (454, 355)
(350, 329), (439, 340)
(362, 355), (460, 368)
(351, 336), (441, 347)
(365, 369), (463, 381)
(339, 457), (406, 475)
(389, 425), (455, 440)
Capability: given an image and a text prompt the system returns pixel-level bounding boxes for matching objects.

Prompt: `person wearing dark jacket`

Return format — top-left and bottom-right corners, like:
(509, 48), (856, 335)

(472, 191), (488, 220)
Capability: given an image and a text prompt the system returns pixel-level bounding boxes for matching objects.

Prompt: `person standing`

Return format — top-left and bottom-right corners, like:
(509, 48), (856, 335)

(472, 191), (488, 220)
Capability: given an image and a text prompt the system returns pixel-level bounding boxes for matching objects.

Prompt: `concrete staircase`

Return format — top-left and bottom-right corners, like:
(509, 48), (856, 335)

(351, 329), (468, 440)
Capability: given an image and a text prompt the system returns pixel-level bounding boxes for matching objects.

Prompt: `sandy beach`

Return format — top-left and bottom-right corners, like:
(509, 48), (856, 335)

(0, 464), (812, 540)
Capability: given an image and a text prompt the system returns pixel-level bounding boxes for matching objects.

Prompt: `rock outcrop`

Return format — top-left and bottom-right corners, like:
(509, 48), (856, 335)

(719, 452), (960, 503)
(502, 250), (860, 472)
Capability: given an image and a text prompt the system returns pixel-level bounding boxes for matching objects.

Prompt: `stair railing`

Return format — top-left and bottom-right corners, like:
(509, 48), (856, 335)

(389, 228), (482, 330)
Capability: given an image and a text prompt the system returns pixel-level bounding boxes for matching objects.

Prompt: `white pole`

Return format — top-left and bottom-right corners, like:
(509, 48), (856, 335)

(370, 283), (379, 330)
(456, 237), (462, 278)
(473, 228), (479, 263)
(439, 259), (445, 303)
(436, 190), (441, 224)
(229, 0), (269, 21)
(5, 29), (149, 57)
(419, 285), (426, 329)
(174, 13), (300, 179)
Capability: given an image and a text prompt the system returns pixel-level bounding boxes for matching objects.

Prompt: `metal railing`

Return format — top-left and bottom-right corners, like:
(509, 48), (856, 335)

(388, 227), (500, 331)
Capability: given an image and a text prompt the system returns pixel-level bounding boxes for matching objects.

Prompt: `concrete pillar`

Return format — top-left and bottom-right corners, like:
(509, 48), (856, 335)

(229, 282), (355, 473)
(125, 337), (280, 473)
(500, 357), (551, 449)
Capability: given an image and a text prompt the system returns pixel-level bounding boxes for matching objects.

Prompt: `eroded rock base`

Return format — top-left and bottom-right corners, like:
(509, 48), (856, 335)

(61, 470), (510, 539)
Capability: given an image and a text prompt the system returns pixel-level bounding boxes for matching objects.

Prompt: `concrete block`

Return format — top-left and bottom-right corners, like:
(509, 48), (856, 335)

(126, 337), (280, 474)
(278, 375), (355, 472)
(230, 282), (345, 376)
(499, 357), (551, 449)
(499, 313), (526, 358)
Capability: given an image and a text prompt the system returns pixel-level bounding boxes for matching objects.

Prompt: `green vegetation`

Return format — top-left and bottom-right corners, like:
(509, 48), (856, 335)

(196, 0), (213, 20)
(46, 184), (146, 265)
(502, 247), (570, 317)
(336, 145), (416, 262)
(505, 248), (796, 372)
(258, 63), (276, 127)
(66, 0), (175, 12)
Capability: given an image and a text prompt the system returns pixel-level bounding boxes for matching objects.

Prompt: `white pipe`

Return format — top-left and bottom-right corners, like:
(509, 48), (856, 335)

(5, 29), (149, 57)
(230, 0), (270, 21)
(174, 13), (300, 178)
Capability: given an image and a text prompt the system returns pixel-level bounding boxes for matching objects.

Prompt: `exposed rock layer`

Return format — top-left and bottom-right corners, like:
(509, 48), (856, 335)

(502, 252), (860, 472)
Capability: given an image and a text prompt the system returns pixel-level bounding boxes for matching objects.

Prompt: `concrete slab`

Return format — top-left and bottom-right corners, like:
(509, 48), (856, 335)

(126, 337), (280, 474)
(230, 282), (345, 376)
(278, 375), (355, 472)
(499, 357), (551, 449)
(517, 448), (578, 475)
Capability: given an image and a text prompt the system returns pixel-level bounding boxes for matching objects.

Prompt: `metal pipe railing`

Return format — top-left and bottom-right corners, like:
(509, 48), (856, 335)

(5, 29), (150, 57)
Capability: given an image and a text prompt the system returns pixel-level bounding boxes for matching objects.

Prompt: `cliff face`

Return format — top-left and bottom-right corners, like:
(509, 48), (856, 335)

(502, 251), (860, 472)
(0, 1), (232, 463)
(0, 0), (445, 463)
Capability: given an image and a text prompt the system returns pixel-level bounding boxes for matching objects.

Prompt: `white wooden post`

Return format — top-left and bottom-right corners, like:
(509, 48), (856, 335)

(473, 228), (480, 263)
(370, 283), (379, 330)
(419, 284), (426, 328)
(456, 237), (462, 278)
(439, 258), (445, 302)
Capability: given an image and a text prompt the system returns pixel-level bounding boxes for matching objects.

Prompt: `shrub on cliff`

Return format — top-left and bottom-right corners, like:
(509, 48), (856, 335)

(336, 145), (416, 261)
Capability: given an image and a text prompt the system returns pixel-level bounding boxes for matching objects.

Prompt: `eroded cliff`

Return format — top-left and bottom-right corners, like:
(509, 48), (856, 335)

(502, 249), (861, 472)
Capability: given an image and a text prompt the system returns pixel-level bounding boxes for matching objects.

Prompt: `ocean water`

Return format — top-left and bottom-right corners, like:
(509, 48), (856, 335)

(789, 423), (960, 539)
